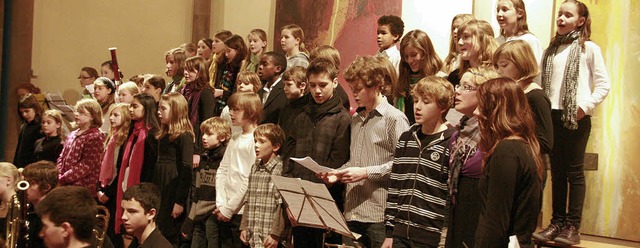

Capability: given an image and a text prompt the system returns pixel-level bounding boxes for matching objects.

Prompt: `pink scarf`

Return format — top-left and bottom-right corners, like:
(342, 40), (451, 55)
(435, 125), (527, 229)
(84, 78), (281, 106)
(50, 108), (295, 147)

(98, 137), (118, 187)
(115, 121), (148, 233)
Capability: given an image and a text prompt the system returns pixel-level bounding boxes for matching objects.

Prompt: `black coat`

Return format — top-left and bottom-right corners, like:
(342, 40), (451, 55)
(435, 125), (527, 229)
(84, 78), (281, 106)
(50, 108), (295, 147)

(259, 80), (288, 124)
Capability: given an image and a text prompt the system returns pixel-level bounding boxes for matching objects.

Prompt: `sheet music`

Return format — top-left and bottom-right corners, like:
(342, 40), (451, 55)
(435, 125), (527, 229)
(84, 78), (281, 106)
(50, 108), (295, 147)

(290, 157), (334, 173)
(45, 91), (75, 121)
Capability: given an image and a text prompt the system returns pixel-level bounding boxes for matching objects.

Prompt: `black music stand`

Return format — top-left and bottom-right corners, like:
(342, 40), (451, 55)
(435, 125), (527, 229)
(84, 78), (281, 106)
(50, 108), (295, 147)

(271, 175), (354, 242)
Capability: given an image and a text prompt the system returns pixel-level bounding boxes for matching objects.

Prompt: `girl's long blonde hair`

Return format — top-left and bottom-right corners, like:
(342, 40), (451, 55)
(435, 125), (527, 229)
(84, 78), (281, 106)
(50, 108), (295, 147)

(395, 29), (443, 98)
(457, 20), (498, 74)
(105, 103), (131, 147)
(156, 93), (195, 142)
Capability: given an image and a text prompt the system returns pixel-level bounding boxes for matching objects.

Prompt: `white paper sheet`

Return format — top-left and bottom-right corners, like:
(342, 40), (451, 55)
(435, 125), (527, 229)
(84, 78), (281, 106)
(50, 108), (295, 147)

(290, 157), (334, 173)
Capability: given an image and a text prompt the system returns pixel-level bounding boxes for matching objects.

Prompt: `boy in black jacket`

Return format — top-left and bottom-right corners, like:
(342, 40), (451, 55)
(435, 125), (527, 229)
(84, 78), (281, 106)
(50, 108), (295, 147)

(182, 117), (231, 247)
(283, 58), (351, 248)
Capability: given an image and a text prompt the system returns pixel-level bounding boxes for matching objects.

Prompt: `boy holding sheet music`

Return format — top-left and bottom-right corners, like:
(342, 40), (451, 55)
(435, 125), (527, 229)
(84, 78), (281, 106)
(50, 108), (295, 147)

(319, 56), (410, 248)
(283, 58), (351, 248)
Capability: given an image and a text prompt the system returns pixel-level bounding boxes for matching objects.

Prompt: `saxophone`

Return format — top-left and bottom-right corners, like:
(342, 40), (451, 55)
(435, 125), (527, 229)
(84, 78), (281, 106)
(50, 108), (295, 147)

(5, 180), (30, 248)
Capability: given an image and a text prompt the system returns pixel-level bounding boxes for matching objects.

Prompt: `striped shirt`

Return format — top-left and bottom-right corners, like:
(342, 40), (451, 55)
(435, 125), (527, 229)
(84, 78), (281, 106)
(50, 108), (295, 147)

(341, 99), (410, 223)
(385, 125), (455, 246)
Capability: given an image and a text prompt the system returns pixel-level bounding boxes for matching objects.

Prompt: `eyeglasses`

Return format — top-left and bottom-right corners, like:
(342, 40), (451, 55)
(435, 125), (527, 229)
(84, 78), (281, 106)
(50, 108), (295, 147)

(78, 76), (92, 79)
(455, 84), (477, 92)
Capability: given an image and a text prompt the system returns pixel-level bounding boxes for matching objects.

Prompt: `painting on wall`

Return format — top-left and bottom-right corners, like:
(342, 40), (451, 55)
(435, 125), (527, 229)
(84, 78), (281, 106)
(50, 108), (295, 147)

(274, 0), (402, 108)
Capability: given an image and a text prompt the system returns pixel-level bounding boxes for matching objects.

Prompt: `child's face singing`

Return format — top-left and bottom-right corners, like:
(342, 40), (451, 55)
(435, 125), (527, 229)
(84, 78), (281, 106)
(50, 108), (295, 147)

(165, 55), (178, 77)
(121, 198), (154, 236)
(283, 80), (305, 100)
(93, 84), (111, 102)
(74, 108), (93, 129)
(257, 55), (279, 82)
(496, 0), (521, 31)
(212, 38), (226, 54)
(413, 94), (445, 126)
(254, 135), (279, 162)
(457, 30), (478, 62)
(184, 68), (199, 83)
(280, 29), (299, 53)
(454, 72), (479, 116)
(403, 45), (424, 73)
(129, 99), (145, 121)
(101, 65), (115, 80)
(248, 34), (267, 55)
(109, 109), (124, 128)
(202, 131), (223, 149)
(41, 115), (60, 136)
(197, 40), (212, 59)
(225, 47), (238, 62)
(20, 108), (36, 123)
(157, 100), (171, 125)
(237, 80), (255, 93)
(229, 107), (249, 127)
(308, 73), (337, 104)
(377, 24), (399, 51)
(349, 80), (379, 111)
(556, 2), (585, 36)
(495, 57), (520, 81)
(118, 89), (135, 104)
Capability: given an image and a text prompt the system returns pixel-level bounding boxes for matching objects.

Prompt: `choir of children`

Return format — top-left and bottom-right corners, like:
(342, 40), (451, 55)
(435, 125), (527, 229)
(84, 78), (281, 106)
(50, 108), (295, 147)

(7, 2), (610, 247)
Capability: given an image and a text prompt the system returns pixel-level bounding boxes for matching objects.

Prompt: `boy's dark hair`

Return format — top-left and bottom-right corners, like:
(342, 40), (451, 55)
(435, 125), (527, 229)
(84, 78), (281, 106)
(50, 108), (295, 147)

(146, 74), (166, 92)
(81, 67), (99, 79)
(35, 186), (97, 242)
(23, 160), (59, 194)
(264, 51), (287, 76)
(377, 15), (405, 42)
(306, 58), (339, 80)
(254, 123), (286, 155)
(123, 182), (161, 215)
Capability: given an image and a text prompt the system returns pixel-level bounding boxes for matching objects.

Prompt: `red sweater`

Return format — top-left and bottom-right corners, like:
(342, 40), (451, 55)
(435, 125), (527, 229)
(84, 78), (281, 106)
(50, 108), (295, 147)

(57, 127), (104, 196)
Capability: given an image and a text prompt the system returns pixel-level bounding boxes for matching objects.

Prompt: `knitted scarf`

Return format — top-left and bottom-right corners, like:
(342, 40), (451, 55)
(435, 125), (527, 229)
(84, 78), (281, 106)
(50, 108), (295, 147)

(114, 121), (149, 233)
(98, 137), (118, 187)
(181, 83), (204, 126)
(448, 116), (480, 205)
(541, 30), (581, 130)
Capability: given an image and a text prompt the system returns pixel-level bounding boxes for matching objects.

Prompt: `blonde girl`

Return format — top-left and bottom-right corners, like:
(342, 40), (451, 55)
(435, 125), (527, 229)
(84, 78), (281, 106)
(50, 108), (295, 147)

(182, 56), (215, 168)
(57, 99), (104, 197)
(155, 92), (195, 245)
(494, 40), (553, 155)
(0, 163), (19, 221)
(34, 109), (64, 163)
(246, 29), (268, 72)
(393, 29), (443, 124)
(117, 81), (140, 104)
(495, 0), (543, 62)
(448, 19), (499, 86)
(443, 14), (475, 74)
(163, 47), (188, 94)
(281, 24), (310, 69)
(97, 103), (131, 245)
(533, 1), (610, 245)
(208, 30), (233, 88)
(93, 77), (116, 133)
